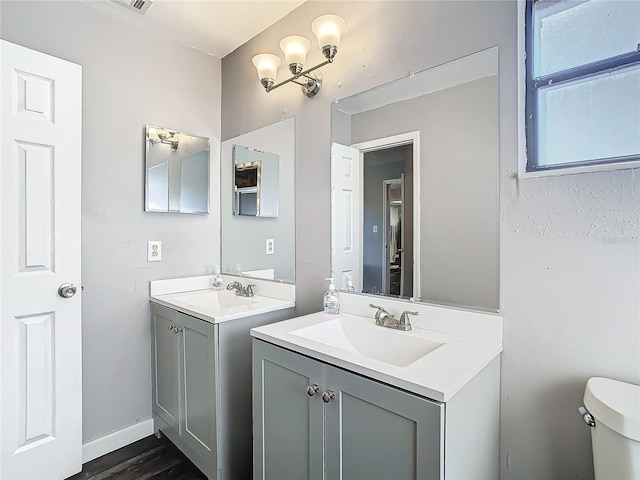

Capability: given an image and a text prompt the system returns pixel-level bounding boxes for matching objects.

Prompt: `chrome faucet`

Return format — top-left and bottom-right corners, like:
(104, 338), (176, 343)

(226, 281), (255, 297)
(369, 304), (418, 331)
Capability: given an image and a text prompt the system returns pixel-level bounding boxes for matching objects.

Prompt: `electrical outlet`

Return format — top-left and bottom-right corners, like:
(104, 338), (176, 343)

(148, 240), (162, 262)
(266, 238), (275, 255)
(373, 225), (378, 233)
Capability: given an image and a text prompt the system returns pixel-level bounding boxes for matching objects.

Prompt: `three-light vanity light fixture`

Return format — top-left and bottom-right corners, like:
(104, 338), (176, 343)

(251, 14), (345, 98)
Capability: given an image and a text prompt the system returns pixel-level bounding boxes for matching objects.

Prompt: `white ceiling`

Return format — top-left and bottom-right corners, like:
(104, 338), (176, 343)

(85, 0), (306, 58)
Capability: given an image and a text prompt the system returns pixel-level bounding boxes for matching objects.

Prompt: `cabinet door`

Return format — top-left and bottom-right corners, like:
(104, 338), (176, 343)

(178, 313), (217, 466)
(252, 340), (324, 480)
(151, 304), (181, 432)
(324, 366), (444, 480)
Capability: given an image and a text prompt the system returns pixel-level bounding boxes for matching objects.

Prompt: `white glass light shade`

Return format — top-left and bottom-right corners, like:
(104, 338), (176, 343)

(252, 54), (281, 82)
(279, 36), (311, 68)
(311, 14), (345, 49)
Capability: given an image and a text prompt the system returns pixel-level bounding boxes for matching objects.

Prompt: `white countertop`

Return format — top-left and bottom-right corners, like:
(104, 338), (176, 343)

(151, 288), (294, 324)
(251, 311), (502, 402)
(149, 274), (295, 324)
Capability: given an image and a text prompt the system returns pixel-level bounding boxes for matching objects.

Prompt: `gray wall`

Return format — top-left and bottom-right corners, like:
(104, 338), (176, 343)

(221, 118), (296, 282)
(351, 76), (500, 311)
(1, 1), (221, 443)
(222, 1), (639, 479)
(221, 1), (509, 317)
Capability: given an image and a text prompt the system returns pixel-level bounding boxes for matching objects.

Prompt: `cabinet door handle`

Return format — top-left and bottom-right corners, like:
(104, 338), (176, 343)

(168, 324), (175, 331)
(173, 326), (183, 334)
(322, 390), (335, 403)
(306, 384), (319, 396)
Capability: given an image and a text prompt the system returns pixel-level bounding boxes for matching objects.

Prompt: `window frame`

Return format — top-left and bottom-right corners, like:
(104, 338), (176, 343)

(524, 0), (640, 174)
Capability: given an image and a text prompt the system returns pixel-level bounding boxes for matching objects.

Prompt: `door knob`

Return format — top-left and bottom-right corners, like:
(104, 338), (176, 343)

(58, 283), (77, 298)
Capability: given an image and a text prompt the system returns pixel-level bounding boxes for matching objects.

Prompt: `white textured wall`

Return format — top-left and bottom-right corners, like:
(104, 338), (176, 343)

(221, 1), (640, 478)
(0, 1), (221, 443)
(500, 168), (639, 477)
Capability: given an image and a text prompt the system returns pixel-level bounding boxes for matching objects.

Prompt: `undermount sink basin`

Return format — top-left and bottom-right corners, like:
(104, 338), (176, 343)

(290, 317), (443, 367)
(169, 290), (257, 310)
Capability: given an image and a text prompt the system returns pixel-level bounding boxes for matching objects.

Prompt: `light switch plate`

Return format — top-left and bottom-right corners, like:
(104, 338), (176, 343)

(148, 240), (162, 262)
(266, 238), (275, 255)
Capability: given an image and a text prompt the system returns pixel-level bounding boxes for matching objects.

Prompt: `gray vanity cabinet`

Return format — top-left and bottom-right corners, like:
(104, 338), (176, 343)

(252, 339), (444, 480)
(152, 304), (181, 433)
(324, 365), (443, 479)
(152, 302), (295, 480)
(252, 340), (325, 479)
(151, 304), (217, 478)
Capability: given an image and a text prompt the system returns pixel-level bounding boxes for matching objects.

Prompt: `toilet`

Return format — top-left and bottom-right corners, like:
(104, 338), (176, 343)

(581, 377), (640, 479)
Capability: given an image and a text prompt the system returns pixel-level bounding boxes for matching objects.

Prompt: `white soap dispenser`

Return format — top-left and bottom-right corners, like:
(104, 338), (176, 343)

(212, 265), (224, 290)
(323, 277), (340, 314)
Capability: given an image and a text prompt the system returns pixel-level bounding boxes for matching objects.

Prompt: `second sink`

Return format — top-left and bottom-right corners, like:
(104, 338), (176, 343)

(167, 289), (257, 310)
(290, 317), (443, 367)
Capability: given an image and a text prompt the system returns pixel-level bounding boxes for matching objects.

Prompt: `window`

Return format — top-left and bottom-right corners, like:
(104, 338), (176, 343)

(525, 0), (640, 173)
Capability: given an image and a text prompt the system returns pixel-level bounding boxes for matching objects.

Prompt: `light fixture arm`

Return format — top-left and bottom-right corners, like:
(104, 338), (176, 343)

(148, 130), (179, 151)
(265, 58), (331, 94)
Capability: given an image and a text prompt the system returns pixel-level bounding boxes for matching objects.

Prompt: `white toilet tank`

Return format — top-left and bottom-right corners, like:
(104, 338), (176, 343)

(583, 377), (640, 480)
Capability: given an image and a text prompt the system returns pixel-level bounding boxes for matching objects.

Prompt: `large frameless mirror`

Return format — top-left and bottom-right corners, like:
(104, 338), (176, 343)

(331, 47), (500, 312)
(221, 117), (295, 283)
(145, 125), (210, 214)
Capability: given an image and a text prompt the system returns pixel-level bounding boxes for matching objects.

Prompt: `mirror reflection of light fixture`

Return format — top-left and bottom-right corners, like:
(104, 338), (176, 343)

(147, 127), (179, 151)
(251, 14), (345, 98)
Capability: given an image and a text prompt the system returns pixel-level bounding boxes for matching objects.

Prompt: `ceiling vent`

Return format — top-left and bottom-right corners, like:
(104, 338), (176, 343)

(111, 0), (153, 15)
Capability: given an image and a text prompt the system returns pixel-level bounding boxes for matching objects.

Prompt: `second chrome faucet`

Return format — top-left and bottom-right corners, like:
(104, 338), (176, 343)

(369, 304), (418, 331)
(226, 281), (255, 297)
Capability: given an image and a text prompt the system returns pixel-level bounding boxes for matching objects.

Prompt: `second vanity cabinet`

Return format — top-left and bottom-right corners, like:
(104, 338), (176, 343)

(151, 302), (294, 479)
(252, 339), (444, 479)
(152, 305), (217, 474)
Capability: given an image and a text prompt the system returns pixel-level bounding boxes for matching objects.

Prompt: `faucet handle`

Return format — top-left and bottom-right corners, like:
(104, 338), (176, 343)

(245, 284), (255, 297)
(369, 304), (386, 318)
(398, 310), (418, 330)
(369, 304), (394, 326)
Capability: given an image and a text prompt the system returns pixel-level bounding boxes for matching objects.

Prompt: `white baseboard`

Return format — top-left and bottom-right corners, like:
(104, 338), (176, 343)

(82, 418), (154, 464)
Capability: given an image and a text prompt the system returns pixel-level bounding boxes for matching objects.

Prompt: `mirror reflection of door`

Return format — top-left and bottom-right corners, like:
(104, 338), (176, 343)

(232, 145), (279, 218)
(384, 179), (404, 296)
(362, 144), (413, 297)
(234, 160), (261, 216)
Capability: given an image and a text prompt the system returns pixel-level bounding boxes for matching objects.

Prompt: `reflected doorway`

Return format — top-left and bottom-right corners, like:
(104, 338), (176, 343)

(362, 144), (413, 297)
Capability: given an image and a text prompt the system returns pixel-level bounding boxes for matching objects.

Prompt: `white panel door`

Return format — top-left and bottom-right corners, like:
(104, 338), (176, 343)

(1, 40), (82, 479)
(331, 143), (362, 291)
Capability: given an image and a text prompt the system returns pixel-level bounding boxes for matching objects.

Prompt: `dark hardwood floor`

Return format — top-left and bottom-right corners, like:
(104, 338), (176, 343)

(67, 435), (207, 480)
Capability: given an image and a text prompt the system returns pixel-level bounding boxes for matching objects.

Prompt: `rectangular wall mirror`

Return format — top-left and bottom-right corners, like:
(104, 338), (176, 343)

(145, 125), (210, 214)
(233, 145), (279, 217)
(331, 47), (500, 312)
(221, 117), (295, 283)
